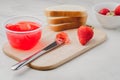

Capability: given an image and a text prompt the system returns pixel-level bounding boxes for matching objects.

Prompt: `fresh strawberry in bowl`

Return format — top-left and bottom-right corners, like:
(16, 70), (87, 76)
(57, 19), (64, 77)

(99, 8), (110, 15)
(114, 5), (120, 16)
(93, 2), (120, 29)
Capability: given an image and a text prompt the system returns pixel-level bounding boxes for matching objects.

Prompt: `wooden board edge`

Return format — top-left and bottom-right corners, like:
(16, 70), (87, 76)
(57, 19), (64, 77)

(2, 45), (20, 62)
(2, 29), (107, 71)
(29, 34), (107, 70)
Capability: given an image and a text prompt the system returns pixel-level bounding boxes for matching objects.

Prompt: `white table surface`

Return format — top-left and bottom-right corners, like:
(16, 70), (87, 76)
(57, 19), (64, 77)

(0, 0), (120, 80)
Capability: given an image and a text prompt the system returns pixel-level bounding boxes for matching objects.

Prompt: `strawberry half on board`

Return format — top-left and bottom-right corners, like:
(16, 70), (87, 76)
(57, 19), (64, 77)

(77, 25), (94, 45)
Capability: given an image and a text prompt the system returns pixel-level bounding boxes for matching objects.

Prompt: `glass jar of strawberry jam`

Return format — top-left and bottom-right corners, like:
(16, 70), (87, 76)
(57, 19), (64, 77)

(4, 16), (42, 50)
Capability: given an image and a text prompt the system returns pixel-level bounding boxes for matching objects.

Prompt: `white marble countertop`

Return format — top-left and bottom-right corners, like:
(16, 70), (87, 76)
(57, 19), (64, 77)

(0, 0), (120, 80)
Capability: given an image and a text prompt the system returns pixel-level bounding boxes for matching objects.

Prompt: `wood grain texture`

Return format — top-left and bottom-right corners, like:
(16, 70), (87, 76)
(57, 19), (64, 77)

(2, 27), (107, 70)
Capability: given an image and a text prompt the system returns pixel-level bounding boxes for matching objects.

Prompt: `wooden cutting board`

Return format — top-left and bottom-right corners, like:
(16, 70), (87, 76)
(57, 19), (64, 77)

(2, 27), (107, 70)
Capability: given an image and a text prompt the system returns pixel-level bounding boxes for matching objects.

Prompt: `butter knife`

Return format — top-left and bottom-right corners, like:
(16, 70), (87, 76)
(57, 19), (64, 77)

(11, 41), (63, 70)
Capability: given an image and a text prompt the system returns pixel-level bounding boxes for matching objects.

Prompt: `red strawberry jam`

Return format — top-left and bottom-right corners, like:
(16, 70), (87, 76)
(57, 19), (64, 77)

(6, 21), (42, 50)
(56, 32), (70, 44)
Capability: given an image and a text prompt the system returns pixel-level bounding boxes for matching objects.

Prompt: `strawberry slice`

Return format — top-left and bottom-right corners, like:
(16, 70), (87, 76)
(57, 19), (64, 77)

(78, 25), (94, 45)
(56, 32), (70, 44)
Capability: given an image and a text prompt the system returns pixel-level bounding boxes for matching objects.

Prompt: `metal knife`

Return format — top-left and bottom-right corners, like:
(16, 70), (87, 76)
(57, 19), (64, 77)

(11, 41), (63, 70)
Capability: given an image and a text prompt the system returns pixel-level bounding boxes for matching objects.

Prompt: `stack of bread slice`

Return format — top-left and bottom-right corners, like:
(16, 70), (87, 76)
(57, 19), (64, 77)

(45, 5), (88, 31)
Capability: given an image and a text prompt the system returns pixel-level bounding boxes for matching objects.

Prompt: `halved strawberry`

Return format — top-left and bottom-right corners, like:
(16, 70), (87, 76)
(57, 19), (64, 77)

(114, 5), (120, 15)
(106, 11), (115, 16)
(78, 25), (94, 45)
(99, 8), (110, 15)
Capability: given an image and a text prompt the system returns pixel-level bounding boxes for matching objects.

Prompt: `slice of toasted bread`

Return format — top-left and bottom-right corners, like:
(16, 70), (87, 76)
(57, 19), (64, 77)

(45, 5), (87, 17)
(48, 22), (86, 32)
(47, 16), (87, 24)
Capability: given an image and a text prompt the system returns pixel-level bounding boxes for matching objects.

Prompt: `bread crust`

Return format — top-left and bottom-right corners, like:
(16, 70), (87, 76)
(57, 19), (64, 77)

(45, 11), (87, 17)
(47, 16), (87, 24)
(48, 22), (86, 32)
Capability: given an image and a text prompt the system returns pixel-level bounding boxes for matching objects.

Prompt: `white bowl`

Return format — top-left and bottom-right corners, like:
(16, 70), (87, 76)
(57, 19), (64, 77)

(93, 2), (120, 29)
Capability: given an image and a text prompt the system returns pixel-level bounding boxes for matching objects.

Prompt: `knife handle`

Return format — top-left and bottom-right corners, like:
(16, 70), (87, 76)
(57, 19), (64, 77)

(11, 50), (46, 70)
